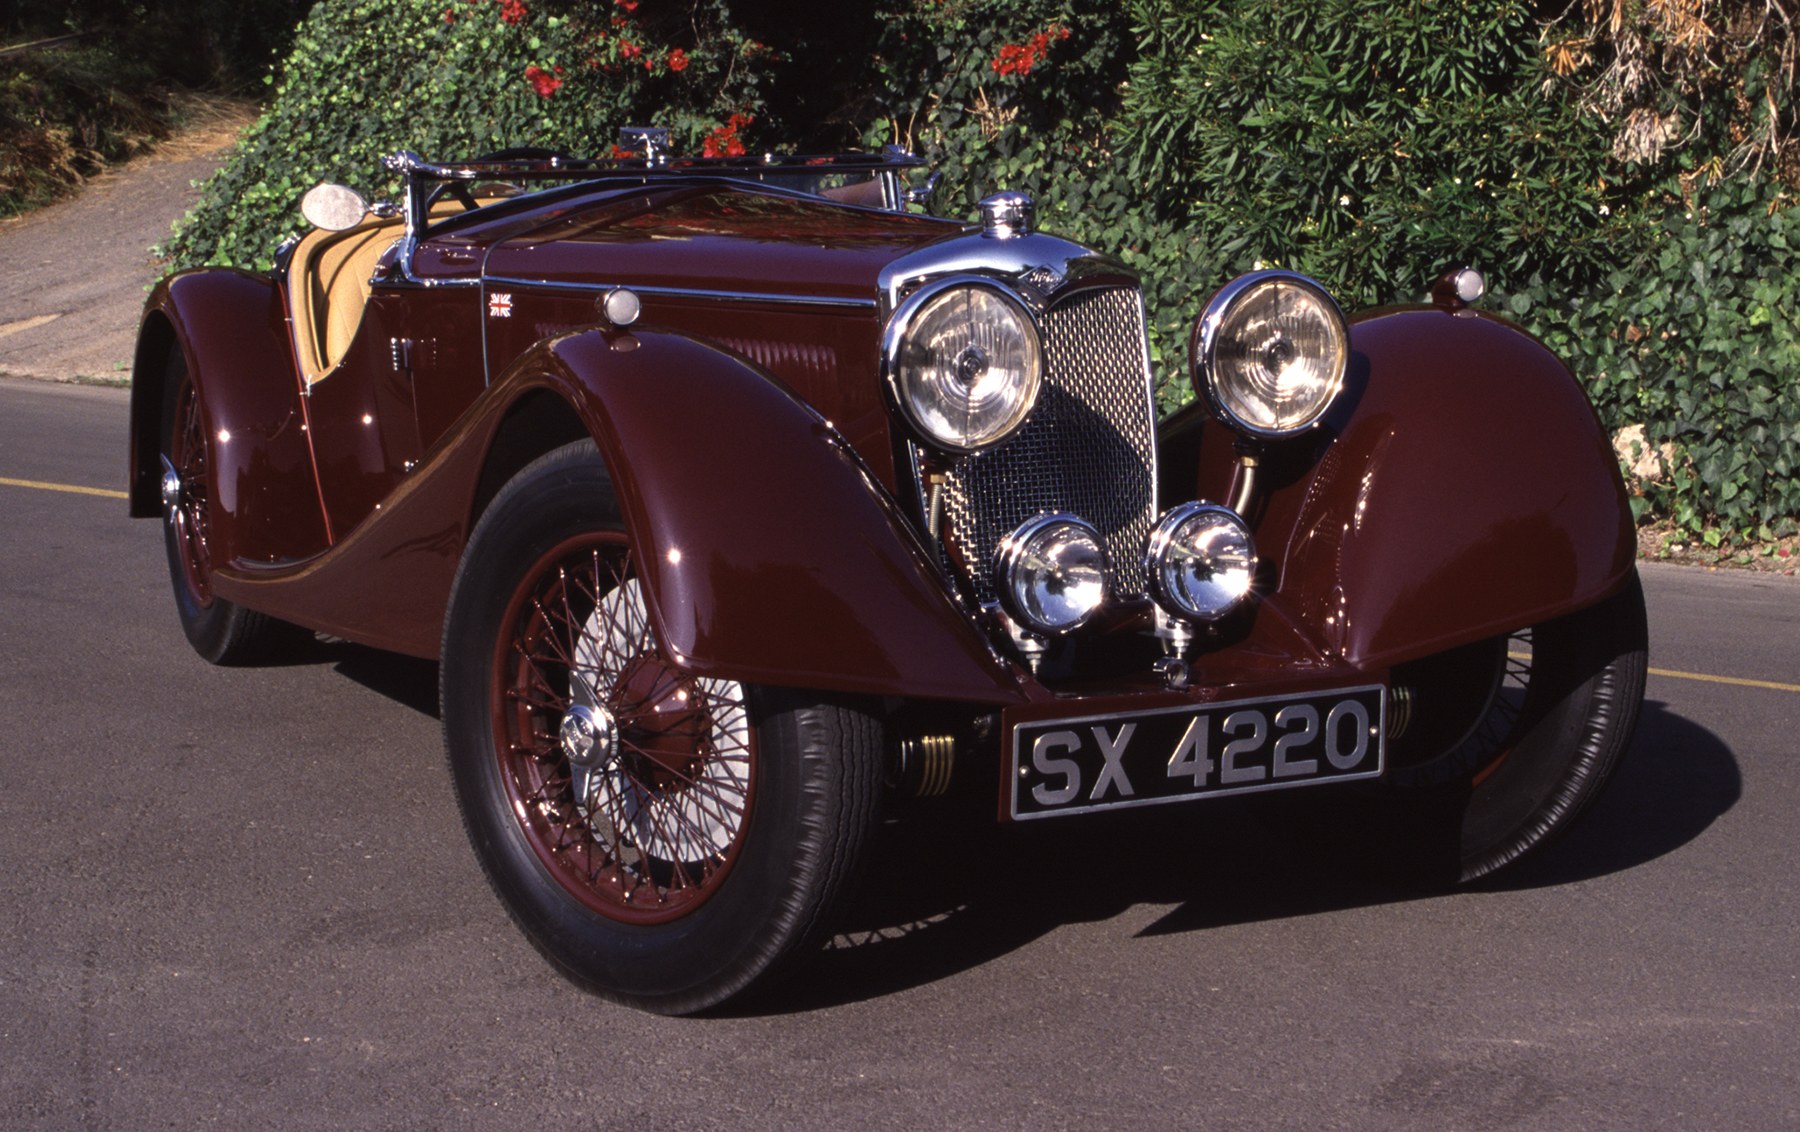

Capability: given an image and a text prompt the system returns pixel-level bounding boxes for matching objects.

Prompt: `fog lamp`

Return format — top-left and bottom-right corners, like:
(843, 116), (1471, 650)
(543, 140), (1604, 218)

(994, 513), (1108, 636)
(1144, 503), (1256, 622)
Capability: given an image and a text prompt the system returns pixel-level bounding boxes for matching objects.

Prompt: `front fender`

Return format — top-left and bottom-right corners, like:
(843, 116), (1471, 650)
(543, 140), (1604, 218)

(129, 270), (328, 563)
(1167, 307), (1635, 669)
(537, 329), (1021, 702)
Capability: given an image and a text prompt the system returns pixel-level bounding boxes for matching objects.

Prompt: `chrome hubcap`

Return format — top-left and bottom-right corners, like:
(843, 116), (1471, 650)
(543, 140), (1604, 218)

(159, 457), (182, 518)
(559, 702), (618, 812)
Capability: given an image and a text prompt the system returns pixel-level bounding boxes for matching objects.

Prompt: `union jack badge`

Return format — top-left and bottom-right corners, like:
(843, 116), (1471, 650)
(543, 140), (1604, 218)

(488, 292), (513, 318)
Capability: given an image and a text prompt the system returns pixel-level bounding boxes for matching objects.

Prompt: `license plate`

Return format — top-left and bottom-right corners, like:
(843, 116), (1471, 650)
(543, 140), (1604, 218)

(1009, 685), (1385, 820)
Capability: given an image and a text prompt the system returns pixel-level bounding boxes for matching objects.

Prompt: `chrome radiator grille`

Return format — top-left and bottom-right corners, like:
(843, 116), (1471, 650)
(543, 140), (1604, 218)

(939, 285), (1158, 605)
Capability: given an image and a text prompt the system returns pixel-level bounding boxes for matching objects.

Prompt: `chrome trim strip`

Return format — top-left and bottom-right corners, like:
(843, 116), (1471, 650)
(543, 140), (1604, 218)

(382, 276), (484, 290)
(480, 275), (878, 310)
(1132, 288), (1161, 511)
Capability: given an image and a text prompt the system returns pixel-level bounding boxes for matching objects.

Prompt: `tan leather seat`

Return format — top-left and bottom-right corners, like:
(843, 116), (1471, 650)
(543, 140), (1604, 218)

(288, 220), (401, 385)
(288, 197), (506, 384)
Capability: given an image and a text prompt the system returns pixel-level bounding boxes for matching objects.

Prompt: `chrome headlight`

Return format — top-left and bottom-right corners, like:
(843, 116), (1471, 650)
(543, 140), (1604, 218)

(883, 279), (1043, 454)
(1144, 503), (1255, 622)
(994, 513), (1107, 635)
(1192, 271), (1348, 438)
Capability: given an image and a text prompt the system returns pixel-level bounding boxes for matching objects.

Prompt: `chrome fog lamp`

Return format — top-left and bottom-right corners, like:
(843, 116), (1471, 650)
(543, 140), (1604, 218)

(1192, 270), (1348, 438)
(1144, 503), (1256, 622)
(994, 513), (1108, 635)
(883, 279), (1044, 454)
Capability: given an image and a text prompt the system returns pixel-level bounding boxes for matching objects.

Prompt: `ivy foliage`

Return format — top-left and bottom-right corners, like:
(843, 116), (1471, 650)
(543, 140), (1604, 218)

(1121, 1), (1632, 309)
(168, 0), (1798, 533)
(163, 0), (771, 270)
(860, 0), (1211, 411)
(1525, 180), (1800, 530)
(859, 0), (1632, 406)
(857, 0), (1797, 533)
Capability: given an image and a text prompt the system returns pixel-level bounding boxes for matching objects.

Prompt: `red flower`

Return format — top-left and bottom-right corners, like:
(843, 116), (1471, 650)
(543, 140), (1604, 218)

(702, 113), (752, 158)
(442, 7), (455, 22)
(667, 47), (688, 72)
(498, 0), (527, 25)
(990, 25), (1067, 76)
(615, 0), (638, 9)
(524, 64), (562, 97)
(619, 40), (641, 59)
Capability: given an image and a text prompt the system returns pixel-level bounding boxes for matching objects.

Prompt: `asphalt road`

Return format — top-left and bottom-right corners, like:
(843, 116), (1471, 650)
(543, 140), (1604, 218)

(2, 376), (1797, 1130)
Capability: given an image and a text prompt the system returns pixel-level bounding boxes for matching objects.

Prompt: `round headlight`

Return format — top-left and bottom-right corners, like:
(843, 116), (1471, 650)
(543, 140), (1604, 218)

(1192, 271), (1348, 438)
(1144, 503), (1256, 622)
(994, 513), (1108, 636)
(884, 280), (1043, 453)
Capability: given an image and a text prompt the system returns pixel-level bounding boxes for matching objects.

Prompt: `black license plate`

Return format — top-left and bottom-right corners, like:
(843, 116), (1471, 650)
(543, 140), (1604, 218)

(1009, 685), (1385, 820)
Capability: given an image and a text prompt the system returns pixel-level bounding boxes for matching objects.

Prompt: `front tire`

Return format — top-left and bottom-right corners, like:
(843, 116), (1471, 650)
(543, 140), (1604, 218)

(1386, 571), (1649, 882)
(441, 441), (883, 1014)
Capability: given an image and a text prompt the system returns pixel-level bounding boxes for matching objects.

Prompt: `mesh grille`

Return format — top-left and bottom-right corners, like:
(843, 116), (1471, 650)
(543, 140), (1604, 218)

(940, 286), (1158, 604)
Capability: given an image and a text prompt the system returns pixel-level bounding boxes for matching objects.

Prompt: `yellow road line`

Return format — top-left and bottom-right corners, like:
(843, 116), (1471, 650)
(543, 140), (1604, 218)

(1510, 649), (1796, 694)
(1647, 666), (1800, 694)
(0, 475), (129, 500)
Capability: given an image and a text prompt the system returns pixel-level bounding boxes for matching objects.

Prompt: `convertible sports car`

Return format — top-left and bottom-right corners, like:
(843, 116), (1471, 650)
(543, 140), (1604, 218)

(129, 135), (1647, 1014)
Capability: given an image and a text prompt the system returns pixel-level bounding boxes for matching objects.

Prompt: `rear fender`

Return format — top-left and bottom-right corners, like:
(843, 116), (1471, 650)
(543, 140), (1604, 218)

(1167, 308), (1635, 669)
(129, 270), (329, 563)
(532, 329), (1020, 701)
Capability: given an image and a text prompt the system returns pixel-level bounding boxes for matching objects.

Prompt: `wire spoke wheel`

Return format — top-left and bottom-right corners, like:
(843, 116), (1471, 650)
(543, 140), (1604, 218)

(167, 378), (214, 607)
(443, 440), (883, 1014)
(494, 534), (752, 924)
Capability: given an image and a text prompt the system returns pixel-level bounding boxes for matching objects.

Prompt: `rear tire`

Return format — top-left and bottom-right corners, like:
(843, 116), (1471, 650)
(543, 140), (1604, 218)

(441, 440), (884, 1014)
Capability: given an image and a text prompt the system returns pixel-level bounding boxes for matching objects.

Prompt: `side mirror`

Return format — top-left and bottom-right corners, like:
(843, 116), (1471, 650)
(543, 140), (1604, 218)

(300, 183), (371, 231)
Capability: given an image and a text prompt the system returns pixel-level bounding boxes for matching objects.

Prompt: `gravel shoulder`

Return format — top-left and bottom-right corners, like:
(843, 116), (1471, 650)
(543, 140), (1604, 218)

(0, 99), (252, 385)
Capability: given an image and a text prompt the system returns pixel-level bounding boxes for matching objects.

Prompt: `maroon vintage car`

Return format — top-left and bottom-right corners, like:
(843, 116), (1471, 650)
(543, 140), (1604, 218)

(128, 137), (1646, 1014)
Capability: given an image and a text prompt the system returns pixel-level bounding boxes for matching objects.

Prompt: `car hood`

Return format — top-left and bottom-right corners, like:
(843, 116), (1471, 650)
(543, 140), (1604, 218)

(476, 183), (969, 305)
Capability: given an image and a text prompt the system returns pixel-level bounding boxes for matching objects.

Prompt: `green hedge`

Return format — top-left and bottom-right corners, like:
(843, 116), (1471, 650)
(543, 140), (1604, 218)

(1526, 180), (1800, 531)
(169, 0), (1798, 534)
(163, 0), (770, 269)
(867, 0), (1798, 534)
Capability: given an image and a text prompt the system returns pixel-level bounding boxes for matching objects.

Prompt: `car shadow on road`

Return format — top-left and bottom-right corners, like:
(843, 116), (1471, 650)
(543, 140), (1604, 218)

(755, 698), (1737, 1013)
(332, 646), (442, 719)
(258, 635), (443, 719)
